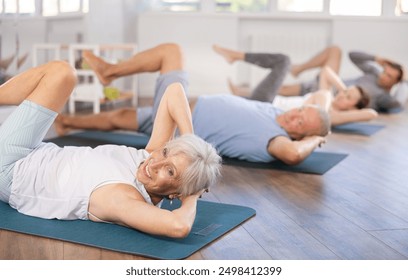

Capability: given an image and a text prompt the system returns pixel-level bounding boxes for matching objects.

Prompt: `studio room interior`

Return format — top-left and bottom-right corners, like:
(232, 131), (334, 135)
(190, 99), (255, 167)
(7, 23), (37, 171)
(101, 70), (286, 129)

(1, 0), (408, 268)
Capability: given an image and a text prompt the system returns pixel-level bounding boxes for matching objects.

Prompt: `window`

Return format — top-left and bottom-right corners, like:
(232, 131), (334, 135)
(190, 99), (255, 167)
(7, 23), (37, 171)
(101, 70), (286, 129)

(0, 0), (35, 14)
(42, 0), (88, 16)
(216, 0), (269, 13)
(330, 0), (382, 16)
(154, 0), (200, 12)
(396, 0), (408, 15)
(277, 0), (323, 12)
(4, 0), (17, 13)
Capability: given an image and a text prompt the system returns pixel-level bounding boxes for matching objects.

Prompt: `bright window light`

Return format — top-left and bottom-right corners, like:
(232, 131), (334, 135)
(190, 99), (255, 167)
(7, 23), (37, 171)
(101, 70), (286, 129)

(330, 0), (382, 16)
(42, 0), (58, 16)
(216, 0), (270, 12)
(4, 0), (17, 13)
(158, 0), (200, 12)
(19, 0), (35, 14)
(396, 0), (408, 14)
(60, 0), (80, 13)
(277, 0), (323, 12)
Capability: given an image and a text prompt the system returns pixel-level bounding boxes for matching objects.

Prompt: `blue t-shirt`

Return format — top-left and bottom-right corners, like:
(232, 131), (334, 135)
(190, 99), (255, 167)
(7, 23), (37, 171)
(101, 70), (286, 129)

(192, 94), (289, 162)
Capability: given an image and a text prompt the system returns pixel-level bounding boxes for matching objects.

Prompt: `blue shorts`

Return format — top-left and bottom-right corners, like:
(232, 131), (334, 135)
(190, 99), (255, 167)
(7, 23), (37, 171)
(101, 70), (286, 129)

(0, 100), (57, 202)
(136, 70), (189, 135)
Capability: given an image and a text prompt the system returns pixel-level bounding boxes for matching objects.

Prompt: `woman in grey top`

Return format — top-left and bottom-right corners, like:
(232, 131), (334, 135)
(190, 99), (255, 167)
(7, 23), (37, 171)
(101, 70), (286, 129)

(0, 44), (221, 238)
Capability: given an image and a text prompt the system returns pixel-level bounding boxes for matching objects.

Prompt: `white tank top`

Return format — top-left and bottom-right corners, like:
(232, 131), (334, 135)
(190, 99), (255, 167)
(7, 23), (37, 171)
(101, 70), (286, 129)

(9, 143), (150, 220)
(272, 94), (311, 112)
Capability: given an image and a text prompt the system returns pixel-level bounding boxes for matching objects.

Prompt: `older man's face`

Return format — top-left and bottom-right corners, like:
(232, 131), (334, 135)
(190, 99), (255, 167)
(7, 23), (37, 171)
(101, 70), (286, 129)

(280, 106), (322, 139)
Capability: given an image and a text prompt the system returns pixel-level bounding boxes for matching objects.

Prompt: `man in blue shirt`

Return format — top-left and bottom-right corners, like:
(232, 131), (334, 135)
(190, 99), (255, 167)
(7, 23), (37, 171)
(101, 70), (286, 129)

(55, 43), (330, 165)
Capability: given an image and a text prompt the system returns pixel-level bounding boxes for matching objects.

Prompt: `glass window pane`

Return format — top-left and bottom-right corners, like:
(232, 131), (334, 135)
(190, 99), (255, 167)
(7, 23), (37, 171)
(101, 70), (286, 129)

(157, 0), (200, 12)
(82, 0), (89, 13)
(277, 0), (323, 12)
(60, 0), (80, 13)
(216, 0), (270, 12)
(42, 0), (58, 16)
(4, 0), (17, 13)
(398, 0), (408, 13)
(0, 0), (3, 13)
(19, 0), (35, 14)
(330, 0), (382, 16)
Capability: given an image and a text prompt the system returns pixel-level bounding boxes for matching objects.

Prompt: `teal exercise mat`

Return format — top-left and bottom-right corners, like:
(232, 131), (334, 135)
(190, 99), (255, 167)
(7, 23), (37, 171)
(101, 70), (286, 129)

(46, 130), (150, 149)
(0, 199), (255, 260)
(332, 123), (385, 136)
(222, 151), (348, 175)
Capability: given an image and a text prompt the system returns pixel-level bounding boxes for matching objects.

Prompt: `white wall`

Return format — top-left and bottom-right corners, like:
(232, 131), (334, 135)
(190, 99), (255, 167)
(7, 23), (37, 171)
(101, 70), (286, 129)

(137, 14), (408, 97)
(332, 18), (408, 79)
(137, 13), (239, 96)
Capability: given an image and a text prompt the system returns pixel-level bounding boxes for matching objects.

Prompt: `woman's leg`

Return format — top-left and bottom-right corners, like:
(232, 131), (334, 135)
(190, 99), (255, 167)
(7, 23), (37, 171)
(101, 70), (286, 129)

(213, 45), (291, 102)
(54, 43), (185, 136)
(83, 43), (184, 86)
(0, 61), (76, 201)
(279, 46), (342, 97)
(244, 52), (291, 102)
(54, 108), (139, 136)
(291, 45), (342, 77)
(0, 60), (76, 112)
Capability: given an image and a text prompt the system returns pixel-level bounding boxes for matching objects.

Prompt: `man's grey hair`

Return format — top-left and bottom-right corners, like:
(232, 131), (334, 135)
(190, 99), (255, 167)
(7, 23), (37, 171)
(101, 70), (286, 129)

(316, 107), (331, 136)
(303, 106), (331, 137)
(165, 134), (222, 196)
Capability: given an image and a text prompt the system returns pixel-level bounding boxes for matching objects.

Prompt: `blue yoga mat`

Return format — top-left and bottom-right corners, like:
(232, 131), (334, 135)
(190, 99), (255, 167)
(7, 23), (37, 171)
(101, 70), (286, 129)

(223, 151), (348, 175)
(332, 123), (385, 136)
(46, 131), (150, 149)
(0, 199), (255, 259)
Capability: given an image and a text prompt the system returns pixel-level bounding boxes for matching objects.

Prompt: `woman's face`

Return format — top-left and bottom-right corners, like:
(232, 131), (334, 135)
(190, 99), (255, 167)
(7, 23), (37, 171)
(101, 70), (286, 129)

(137, 147), (190, 198)
(332, 86), (361, 111)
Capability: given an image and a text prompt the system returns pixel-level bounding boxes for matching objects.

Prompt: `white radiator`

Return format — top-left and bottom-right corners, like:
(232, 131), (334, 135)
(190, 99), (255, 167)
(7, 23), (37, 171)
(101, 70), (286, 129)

(247, 33), (329, 87)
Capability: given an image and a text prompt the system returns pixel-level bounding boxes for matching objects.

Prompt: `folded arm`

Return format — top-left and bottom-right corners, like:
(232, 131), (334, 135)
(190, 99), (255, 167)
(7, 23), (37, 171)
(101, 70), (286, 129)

(145, 82), (193, 153)
(267, 135), (326, 165)
(349, 51), (379, 75)
(319, 66), (347, 92)
(90, 183), (201, 238)
(330, 108), (378, 126)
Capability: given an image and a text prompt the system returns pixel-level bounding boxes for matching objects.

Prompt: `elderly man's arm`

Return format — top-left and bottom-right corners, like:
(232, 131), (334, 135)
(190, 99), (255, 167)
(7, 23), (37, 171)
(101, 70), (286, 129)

(267, 135), (326, 165)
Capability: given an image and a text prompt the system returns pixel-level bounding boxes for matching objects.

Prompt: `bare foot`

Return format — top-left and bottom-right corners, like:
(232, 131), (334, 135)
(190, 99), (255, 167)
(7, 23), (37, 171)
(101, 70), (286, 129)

(54, 115), (71, 136)
(82, 51), (112, 86)
(213, 45), (242, 64)
(228, 78), (251, 97)
(290, 64), (303, 78)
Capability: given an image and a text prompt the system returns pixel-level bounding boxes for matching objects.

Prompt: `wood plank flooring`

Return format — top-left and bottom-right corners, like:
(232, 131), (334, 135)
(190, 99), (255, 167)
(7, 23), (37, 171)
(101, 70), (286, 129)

(1, 101), (408, 260)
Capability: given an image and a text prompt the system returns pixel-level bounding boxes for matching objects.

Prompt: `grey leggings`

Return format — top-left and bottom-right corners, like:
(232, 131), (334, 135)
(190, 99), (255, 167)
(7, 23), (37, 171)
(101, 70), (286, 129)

(244, 53), (291, 102)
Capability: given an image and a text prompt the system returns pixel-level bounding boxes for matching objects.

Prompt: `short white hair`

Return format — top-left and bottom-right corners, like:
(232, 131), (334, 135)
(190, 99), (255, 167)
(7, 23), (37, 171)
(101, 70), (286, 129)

(165, 134), (221, 196)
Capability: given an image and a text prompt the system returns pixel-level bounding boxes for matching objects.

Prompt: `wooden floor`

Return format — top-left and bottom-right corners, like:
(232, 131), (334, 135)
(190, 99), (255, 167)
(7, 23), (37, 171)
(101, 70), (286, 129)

(1, 101), (408, 260)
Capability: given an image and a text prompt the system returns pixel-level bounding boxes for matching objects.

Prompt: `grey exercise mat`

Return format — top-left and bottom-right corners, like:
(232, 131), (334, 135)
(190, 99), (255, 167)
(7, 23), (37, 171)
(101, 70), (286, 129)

(0, 199), (255, 259)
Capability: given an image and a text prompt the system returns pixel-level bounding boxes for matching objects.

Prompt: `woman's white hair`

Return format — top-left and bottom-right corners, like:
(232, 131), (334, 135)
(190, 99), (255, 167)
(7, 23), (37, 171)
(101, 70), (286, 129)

(164, 134), (221, 196)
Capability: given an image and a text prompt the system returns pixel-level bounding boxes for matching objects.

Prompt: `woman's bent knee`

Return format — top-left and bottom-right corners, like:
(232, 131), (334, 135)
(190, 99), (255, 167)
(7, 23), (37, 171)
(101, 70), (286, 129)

(47, 61), (77, 86)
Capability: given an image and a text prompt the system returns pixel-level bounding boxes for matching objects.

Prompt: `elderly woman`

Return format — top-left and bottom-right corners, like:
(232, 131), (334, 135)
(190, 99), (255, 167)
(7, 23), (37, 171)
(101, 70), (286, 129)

(0, 47), (221, 238)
